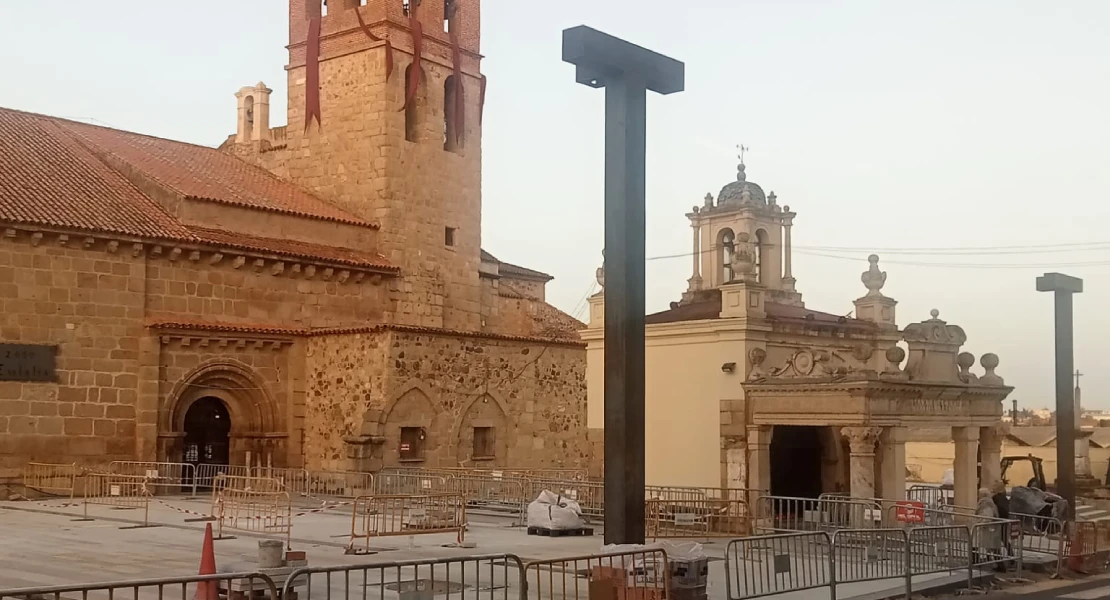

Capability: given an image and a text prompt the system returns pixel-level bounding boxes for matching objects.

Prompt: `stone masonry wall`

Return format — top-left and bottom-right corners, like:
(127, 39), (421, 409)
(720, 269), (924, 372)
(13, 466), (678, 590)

(303, 329), (589, 472)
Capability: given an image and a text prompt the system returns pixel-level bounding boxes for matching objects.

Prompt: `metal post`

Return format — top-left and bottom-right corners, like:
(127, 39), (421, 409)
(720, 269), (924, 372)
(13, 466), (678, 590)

(562, 25), (684, 544)
(1037, 272), (1083, 522)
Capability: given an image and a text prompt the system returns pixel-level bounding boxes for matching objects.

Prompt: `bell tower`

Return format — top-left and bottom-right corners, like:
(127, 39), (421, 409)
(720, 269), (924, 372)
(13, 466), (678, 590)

(281, 0), (485, 330)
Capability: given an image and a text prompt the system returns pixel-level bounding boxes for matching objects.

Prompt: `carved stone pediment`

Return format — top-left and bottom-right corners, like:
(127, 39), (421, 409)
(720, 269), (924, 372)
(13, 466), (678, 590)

(748, 346), (876, 382)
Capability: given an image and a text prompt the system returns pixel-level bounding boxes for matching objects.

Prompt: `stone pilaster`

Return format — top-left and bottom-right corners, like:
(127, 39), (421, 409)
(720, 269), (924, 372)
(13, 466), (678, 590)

(842, 426), (881, 500)
(747, 425), (772, 498)
(136, 333), (160, 461)
(878, 426), (907, 501)
(952, 426), (980, 510)
(979, 424), (1006, 490)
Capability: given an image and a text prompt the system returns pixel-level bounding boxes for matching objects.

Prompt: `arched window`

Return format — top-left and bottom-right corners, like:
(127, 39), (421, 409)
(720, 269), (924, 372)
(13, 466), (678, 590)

(403, 0), (411, 16)
(444, 75), (460, 151)
(717, 228), (735, 284)
(755, 229), (768, 283)
(244, 96), (255, 130)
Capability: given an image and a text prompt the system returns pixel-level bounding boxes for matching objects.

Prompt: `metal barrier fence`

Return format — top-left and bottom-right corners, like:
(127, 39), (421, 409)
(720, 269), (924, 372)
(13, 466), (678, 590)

(754, 496), (882, 534)
(907, 485), (953, 508)
(282, 554), (524, 600)
(214, 481), (292, 548)
(195, 463), (252, 489)
(1013, 511), (1064, 577)
(831, 529), (910, 596)
(1064, 520), (1104, 574)
(82, 472), (153, 526)
(109, 461), (198, 496)
(21, 462), (77, 501)
(347, 494), (466, 553)
(522, 478), (604, 519)
(445, 473), (529, 520)
(255, 467), (375, 499)
(375, 472), (450, 495)
(726, 531), (832, 599)
(0, 572), (278, 600)
(524, 548), (669, 600)
(971, 521), (1023, 578)
(907, 526), (972, 583)
(646, 498), (750, 540)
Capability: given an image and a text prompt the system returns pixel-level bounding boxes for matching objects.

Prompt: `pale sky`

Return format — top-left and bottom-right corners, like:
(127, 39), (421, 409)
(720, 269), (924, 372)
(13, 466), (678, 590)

(2, 0), (1107, 409)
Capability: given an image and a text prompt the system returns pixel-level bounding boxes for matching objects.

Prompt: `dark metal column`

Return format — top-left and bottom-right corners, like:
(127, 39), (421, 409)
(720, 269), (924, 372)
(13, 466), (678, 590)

(1037, 272), (1083, 521)
(562, 26), (684, 544)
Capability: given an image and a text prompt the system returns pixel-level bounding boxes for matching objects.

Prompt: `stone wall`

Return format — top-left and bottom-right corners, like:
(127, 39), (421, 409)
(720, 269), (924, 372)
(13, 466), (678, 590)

(304, 328), (589, 472)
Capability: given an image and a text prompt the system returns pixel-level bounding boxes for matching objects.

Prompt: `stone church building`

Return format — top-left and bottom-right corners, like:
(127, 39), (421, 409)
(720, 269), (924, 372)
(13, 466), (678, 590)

(584, 162), (1013, 508)
(0, 0), (589, 480)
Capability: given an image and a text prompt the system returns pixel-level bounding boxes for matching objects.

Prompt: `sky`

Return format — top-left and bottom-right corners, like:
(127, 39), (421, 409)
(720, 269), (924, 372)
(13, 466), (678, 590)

(1, 0), (1108, 410)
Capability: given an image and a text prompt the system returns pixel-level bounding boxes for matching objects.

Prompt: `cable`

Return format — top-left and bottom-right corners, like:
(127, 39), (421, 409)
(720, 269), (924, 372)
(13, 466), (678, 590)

(794, 249), (1110, 269)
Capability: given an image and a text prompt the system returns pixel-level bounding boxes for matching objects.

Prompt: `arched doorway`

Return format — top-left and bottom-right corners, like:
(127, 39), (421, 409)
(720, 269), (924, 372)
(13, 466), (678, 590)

(183, 397), (231, 467)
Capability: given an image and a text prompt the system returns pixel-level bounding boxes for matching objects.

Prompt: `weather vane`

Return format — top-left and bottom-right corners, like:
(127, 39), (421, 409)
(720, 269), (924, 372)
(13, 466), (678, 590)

(737, 144), (749, 165)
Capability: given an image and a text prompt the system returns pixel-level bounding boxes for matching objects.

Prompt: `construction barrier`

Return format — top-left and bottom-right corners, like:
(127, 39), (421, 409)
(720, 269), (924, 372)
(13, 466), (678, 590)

(428, 466), (589, 481)
(21, 462), (77, 501)
(524, 548), (670, 600)
(108, 461), (198, 496)
(754, 495), (882, 534)
(725, 531), (831, 599)
(195, 463), (252, 489)
(374, 472), (450, 495)
(81, 472), (153, 526)
(646, 498), (750, 539)
(1065, 520), (1103, 574)
(444, 473), (528, 520)
(907, 484), (953, 508)
(907, 526), (973, 585)
(971, 521), (1023, 578)
(255, 466), (374, 499)
(214, 480), (293, 548)
(1012, 511), (1064, 577)
(522, 478), (604, 519)
(346, 494), (466, 553)
(0, 572), (278, 600)
(830, 528), (910, 594)
(282, 553), (524, 600)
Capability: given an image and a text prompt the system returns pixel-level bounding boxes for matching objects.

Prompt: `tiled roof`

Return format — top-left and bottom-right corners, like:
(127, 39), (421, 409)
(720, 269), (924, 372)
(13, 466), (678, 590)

(190, 227), (396, 271)
(54, 117), (372, 227)
(644, 288), (877, 331)
(0, 106), (393, 270)
(480, 249), (553, 281)
(0, 109), (193, 240)
(147, 320), (310, 336)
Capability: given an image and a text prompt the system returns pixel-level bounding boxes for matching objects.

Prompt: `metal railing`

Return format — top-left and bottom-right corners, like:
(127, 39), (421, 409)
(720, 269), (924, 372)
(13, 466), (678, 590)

(754, 495), (882, 533)
(521, 478), (604, 519)
(646, 497), (750, 539)
(0, 572), (278, 600)
(374, 472), (450, 495)
(195, 463), (252, 489)
(907, 525), (973, 584)
(726, 531), (832, 599)
(255, 466), (375, 499)
(1012, 511), (1064, 577)
(214, 481), (292, 548)
(282, 554), (524, 600)
(81, 472), (153, 526)
(907, 485), (953, 508)
(444, 473), (529, 520)
(21, 462), (77, 501)
(524, 548), (669, 600)
(347, 494), (466, 553)
(109, 461), (198, 496)
(831, 529), (910, 597)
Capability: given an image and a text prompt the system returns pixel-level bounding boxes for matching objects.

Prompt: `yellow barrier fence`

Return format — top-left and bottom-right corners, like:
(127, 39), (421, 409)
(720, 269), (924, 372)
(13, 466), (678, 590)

(646, 498), (750, 540)
(81, 472), (153, 526)
(346, 494), (466, 554)
(22, 462), (78, 501)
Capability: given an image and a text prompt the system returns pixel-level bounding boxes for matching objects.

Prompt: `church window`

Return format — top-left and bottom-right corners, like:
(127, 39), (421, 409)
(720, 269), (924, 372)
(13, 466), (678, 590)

(403, 0), (411, 16)
(321, 0), (328, 16)
(445, 227), (456, 247)
(444, 76), (461, 151)
(718, 228), (735, 283)
(472, 427), (495, 459)
(399, 427), (426, 461)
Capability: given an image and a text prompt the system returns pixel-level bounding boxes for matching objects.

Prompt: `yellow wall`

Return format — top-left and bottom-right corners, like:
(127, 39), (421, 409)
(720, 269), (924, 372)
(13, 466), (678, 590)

(587, 328), (740, 488)
(906, 441), (1110, 486)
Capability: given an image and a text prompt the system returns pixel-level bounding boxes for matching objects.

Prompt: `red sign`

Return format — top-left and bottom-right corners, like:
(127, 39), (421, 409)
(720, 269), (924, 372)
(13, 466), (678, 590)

(895, 501), (925, 524)
(1011, 522), (1022, 540)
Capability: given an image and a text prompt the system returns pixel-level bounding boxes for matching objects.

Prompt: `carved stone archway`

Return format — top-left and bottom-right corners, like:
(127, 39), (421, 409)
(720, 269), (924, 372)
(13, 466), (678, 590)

(159, 359), (285, 467)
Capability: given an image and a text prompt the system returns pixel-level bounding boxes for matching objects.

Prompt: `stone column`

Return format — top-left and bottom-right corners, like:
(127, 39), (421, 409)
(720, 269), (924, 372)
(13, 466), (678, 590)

(782, 213), (796, 290)
(952, 427), (980, 510)
(842, 427), (881, 500)
(688, 222), (702, 291)
(878, 427), (907, 501)
(747, 425), (772, 506)
(979, 424), (1005, 490)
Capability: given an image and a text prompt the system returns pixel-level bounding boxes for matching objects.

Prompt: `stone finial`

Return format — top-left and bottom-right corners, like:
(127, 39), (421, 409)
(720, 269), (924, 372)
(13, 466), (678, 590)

(979, 353), (1004, 385)
(957, 352), (978, 383)
(861, 254), (887, 298)
(595, 250), (605, 290)
(881, 346), (908, 379)
(704, 193), (714, 208)
(768, 191), (777, 205)
(737, 162), (747, 182)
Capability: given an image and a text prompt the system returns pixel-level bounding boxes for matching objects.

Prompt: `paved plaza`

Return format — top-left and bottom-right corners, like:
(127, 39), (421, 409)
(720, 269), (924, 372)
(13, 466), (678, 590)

(0, 495), (985, 599)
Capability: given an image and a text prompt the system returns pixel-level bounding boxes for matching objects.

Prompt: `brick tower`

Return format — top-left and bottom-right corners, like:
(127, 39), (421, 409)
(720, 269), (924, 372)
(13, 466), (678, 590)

(282, 0), (484, 330)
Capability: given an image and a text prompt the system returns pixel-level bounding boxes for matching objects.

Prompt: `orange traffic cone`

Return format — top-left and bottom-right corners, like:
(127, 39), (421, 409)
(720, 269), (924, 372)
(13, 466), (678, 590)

(196, 523), (218, 600)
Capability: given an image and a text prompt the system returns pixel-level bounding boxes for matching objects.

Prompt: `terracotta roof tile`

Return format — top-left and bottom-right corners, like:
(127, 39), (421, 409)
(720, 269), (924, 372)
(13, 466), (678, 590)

(54, 117), (372, 227)
(147, 320), (310, 336)
(0, 109), (192, 240)
(189, 226), (396, 271)
(480, 249), (552, 281)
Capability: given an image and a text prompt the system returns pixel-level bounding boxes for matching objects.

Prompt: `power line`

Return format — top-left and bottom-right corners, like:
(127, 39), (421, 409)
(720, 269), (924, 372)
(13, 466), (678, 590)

(794, 249), (1110, 269)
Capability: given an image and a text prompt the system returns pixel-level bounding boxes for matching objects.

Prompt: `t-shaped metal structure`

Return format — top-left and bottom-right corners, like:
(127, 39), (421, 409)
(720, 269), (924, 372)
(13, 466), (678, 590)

(563, 25), (684, 544)
(1037, 272), (1083, 520)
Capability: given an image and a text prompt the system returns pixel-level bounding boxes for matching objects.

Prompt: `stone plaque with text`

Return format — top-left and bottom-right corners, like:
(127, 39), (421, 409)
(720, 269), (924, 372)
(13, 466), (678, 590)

(0, 344), (58, 382)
